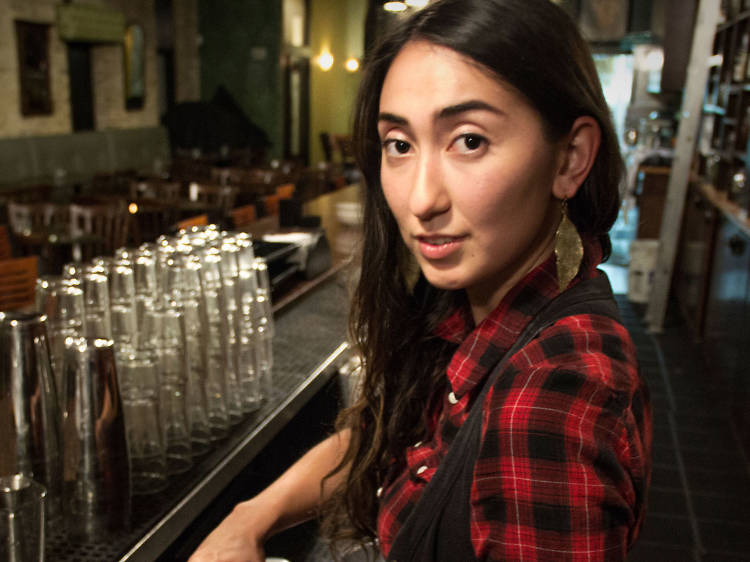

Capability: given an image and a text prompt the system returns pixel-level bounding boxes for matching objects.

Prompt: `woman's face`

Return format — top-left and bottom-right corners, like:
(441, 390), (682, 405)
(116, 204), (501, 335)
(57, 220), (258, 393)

(378, 41), (565, 322)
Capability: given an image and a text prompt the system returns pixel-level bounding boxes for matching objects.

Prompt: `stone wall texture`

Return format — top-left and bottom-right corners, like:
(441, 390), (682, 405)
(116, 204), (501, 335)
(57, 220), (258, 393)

(0, 0), (200, 139)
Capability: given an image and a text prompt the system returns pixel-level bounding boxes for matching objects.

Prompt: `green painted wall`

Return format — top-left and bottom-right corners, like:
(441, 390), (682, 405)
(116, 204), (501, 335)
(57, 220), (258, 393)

(309, 0), (366, 165)
(198, 0), (283, 159)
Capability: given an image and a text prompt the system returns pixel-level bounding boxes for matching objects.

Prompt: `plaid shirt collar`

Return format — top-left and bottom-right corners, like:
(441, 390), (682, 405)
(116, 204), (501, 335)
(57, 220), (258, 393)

(437, 238), (603, 401)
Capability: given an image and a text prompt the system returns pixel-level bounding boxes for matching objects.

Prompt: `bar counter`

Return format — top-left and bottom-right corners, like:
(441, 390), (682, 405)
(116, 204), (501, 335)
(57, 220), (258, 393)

(46, 269), (353, 561)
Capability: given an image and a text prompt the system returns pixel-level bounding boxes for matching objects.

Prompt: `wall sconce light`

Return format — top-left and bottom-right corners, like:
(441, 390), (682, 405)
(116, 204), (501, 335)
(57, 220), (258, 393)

(317, 49), (334, 71)
(345, 57), (360, 72)
(383, 1), (407, 12)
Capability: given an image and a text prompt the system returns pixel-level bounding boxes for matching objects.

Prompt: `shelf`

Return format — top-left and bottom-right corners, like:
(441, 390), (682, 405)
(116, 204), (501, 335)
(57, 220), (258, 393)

(704, 103), (726, 115)
(699, 182), (750, 238)
(720, 83), (744, 94)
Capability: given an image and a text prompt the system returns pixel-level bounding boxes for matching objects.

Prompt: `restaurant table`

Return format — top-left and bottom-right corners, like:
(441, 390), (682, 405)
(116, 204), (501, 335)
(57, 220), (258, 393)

(46, 268), (353, 561)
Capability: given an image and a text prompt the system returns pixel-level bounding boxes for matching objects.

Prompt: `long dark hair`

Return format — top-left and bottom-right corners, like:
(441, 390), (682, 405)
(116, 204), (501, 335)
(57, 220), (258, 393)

(321, 0), (623, 551)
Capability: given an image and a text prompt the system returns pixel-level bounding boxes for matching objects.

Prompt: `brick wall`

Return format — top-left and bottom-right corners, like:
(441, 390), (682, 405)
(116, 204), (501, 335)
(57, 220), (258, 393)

(0, 0), (72, 136)
(0, 0), (200, 139)
(173, 0), (200, 103)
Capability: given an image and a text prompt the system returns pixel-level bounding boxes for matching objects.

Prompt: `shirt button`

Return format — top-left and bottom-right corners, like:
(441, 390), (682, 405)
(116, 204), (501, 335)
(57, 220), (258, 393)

(416, 465), (428, 475)
(448, 392), (458, 405)
(376, 486), (383, 498)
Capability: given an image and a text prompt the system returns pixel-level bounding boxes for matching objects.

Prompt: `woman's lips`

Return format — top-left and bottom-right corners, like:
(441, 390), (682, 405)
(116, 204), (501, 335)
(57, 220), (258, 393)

(416, 235), (466, 260)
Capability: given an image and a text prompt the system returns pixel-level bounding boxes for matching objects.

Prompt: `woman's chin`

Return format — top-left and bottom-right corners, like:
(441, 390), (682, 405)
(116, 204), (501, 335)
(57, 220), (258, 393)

(421, 270), (466, 291)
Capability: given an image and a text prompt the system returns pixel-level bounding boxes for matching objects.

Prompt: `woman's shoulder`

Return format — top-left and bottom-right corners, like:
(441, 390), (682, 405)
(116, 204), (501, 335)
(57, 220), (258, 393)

(495, 310), (640, 397)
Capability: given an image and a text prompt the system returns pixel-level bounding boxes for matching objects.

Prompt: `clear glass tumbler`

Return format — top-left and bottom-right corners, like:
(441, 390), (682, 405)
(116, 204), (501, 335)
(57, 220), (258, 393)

(0, 475), (46, 562)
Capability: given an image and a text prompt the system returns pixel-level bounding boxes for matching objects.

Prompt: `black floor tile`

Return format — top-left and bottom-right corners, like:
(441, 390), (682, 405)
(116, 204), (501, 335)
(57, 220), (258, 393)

(677, 427), (742, 453)
(639, 513), (694, 545)
(651, 465), (684, 491)
(700, 552), (750, 562)
(647, 487), (689, 515)
(652, 444), (678, 467)
(627, 541), (696, 562)
(683, 466), (750, 497)
(652, 422), (673, 445)
(672, 412), (735, 432)
(679, 447), (747, 472)
(692, 491), (750, 523)
(699, 519), (750, 553)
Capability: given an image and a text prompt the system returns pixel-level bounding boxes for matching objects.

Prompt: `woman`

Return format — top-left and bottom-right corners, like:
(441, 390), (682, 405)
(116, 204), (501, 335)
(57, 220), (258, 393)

(191, 0), (651, 560)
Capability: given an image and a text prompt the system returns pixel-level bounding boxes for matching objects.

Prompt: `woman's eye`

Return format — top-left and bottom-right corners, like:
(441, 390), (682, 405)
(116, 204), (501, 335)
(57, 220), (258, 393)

(383, 139), (411, 156)
(454, 134), (487, 154)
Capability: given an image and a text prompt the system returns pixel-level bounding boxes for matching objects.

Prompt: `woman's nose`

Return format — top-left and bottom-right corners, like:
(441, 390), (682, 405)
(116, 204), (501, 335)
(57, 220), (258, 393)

(408, 153), (450, 221)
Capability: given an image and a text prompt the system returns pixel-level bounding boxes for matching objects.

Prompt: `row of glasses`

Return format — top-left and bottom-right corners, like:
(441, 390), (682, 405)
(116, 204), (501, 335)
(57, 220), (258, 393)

(30, 225), (275, 499)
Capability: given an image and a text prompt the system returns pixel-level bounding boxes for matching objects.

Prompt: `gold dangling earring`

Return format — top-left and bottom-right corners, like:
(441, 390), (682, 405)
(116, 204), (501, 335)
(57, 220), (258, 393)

(554, 199), (583, 292)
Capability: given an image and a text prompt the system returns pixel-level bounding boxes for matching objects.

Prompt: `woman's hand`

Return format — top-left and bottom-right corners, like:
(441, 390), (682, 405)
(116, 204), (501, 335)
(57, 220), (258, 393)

(188, 499), (271, 562)
(189, 430), (351, 561)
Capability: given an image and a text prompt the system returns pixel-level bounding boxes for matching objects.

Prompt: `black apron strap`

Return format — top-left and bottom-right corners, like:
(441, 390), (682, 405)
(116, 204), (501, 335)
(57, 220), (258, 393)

(386, 272), (620, 562)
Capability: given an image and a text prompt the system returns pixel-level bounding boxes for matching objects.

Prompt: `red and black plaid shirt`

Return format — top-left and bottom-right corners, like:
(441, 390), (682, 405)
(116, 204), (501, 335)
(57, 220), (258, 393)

(377, 242), (652, 560)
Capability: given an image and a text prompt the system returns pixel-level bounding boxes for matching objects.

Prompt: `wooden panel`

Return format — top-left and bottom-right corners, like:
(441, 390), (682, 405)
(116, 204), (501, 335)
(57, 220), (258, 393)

(703, 217), (750, 451)
(675, 186), (718, 337)
(637, 166), (670, 239)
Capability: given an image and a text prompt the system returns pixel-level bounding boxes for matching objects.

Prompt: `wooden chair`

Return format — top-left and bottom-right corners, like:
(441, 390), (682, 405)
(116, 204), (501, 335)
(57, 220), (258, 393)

(0, 256), (38, 311)
(6, 202), (59, 236)
(275, 183), (295, 200)
(297, 165), (336, 201)
(231, 204), (257, 230)
(332, 134), (355, 166)
(262, 194), (282, 216)
(211, 167), (280, 206)
(0, 226), (12, 260)
(176, 214), (208, 231)
(183, 182), (238, 223)
(129, 199), (179, 244)
(129, 179), (181, 201)
(68, 202), (130, 260)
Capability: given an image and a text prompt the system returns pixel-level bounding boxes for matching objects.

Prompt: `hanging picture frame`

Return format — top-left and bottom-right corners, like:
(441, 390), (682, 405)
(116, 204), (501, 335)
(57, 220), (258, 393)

(124, 23), (145, 109)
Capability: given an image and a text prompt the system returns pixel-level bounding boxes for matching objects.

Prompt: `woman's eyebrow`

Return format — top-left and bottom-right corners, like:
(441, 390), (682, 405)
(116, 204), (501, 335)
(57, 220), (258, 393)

(377, 100), (503, 127)
(378, 112), (408, 125)
(437, 100), (504, 120)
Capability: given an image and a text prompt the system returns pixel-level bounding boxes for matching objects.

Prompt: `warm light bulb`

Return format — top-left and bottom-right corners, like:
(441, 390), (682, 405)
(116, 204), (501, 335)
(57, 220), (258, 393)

(383, 1), (407, 12)
(128, 202), (139, 214)
(318, 50), (334, 71)
(345, 57), (360, 72)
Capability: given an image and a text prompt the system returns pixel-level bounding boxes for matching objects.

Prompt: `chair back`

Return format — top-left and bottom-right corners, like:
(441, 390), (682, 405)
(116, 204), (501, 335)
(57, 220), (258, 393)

(69, 203), (130, 259)
(186, 183), (238, 217)
(332, 134), (355, 164)
(0, 226), (12, 260)
(275, 183), (295, 200)
(0, 256), (38, 311)
(176, 214), (208, 231)
(129, 199), (179, 244)
(129, 179), (181, 201)
(231, 204), (257, 230)
(7, 202), (46, 235)
(262, 194), (282, 216)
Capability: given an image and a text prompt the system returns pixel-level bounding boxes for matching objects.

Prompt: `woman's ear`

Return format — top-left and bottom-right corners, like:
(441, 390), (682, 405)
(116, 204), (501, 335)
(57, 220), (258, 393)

(552, 116), (601, 200)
